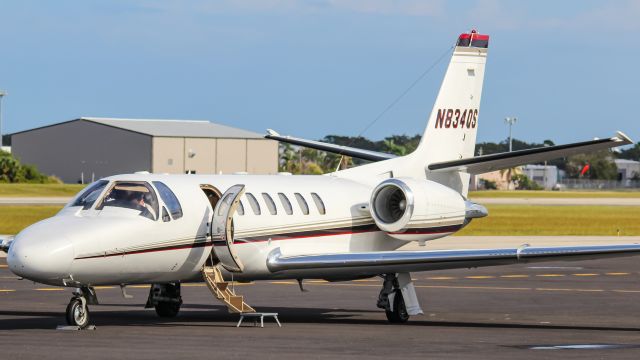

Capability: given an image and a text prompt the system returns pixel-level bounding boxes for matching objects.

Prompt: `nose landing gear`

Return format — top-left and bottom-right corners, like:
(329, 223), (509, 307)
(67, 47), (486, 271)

(65, 287), (97, 329)
(66, 296), (89, 328)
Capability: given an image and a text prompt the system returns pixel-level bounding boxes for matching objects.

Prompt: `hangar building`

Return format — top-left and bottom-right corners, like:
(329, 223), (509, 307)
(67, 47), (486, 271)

(11, 117), (278, 183)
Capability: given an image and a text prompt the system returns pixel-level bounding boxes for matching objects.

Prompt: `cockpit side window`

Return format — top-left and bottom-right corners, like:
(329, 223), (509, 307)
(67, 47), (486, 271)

(71, 180), (109, 210)
(153, 181), (184, 220)
(97, 181), (159, 221)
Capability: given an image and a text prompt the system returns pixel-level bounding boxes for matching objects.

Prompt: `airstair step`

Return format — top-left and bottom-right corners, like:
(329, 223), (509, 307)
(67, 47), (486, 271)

(202, 266), (255, 314)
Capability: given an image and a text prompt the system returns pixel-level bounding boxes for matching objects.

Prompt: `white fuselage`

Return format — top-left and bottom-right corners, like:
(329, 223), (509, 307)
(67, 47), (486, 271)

(7, 173), (461, 287)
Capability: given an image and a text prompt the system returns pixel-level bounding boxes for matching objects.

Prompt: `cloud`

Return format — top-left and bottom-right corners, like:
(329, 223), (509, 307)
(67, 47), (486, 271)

(142, 0), (444, 17)
(325, 0), (444, 16)
(463, 0), (640, 32)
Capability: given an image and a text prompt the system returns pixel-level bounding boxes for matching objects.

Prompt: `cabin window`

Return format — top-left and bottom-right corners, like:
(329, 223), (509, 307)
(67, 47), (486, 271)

(245, 193), (261, 215)
(237, 200), (245, 215)
(278, 193), (293, 215)
(98, 181), (159, 220)
(71, 180), (109, 210)
(262, 193), (277, 215)
(311, 192), (326, 215)
(294, 193), (309, 215)
(153, 181), (183, 220)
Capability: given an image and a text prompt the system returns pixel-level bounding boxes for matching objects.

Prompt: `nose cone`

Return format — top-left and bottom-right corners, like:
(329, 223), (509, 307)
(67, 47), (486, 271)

(8, 222), (74, 285)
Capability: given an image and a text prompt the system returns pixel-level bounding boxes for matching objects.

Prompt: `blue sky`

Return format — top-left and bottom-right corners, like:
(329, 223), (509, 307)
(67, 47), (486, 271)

(0, 0), (638, 145)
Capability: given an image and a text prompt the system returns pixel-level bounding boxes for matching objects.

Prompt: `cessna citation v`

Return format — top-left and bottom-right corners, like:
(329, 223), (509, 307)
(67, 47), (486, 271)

(3, 30), (638, 328)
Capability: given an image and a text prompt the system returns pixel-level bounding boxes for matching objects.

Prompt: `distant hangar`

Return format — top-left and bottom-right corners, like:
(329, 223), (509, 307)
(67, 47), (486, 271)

(11, 117), (279, 183)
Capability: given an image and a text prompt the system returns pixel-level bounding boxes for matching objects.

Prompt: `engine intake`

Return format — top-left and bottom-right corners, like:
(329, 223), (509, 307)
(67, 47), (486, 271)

(370, 179), (414, 233)
(369, 178), (468, 240)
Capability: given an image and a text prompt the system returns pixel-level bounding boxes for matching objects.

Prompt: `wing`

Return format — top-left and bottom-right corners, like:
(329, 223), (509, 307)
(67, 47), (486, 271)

(428, 131), (633, 174)
(267, 244), (640, 278)
(265, 130), (396, 162)
(0, 235), (14, 252)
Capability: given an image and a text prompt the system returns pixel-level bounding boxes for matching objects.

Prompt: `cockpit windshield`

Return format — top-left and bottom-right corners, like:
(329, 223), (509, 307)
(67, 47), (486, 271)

(70, 180), (109, 210)
(97, 181), (159, 220)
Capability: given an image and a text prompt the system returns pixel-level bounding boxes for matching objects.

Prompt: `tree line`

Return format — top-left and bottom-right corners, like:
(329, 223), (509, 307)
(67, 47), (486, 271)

(280, 134), (640, 180)
(0, 150), (60, 183)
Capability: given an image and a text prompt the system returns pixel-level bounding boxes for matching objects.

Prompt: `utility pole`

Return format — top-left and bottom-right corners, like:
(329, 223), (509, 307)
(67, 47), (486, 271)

(504, 116), (517, 152)
(0, 90), (6, 148)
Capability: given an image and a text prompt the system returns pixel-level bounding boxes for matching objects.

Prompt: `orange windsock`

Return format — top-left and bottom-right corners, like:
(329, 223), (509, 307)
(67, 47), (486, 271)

(580, 164), (590, 176)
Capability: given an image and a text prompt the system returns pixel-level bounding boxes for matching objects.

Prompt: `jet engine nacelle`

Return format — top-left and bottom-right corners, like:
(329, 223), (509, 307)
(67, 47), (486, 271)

(369, 178), (467, 241)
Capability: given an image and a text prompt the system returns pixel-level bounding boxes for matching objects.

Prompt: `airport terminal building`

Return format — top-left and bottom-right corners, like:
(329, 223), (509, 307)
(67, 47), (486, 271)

(11, 117), (278, 183)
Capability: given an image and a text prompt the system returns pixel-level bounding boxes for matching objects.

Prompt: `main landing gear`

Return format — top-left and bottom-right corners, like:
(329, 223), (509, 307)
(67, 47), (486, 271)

(145, 283), (183, 318)
(377, 273), (423, 324)
(65, 287), (98, 329)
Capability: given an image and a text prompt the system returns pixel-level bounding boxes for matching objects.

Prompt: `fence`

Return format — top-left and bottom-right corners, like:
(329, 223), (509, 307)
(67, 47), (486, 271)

(559, 179), (640, 190)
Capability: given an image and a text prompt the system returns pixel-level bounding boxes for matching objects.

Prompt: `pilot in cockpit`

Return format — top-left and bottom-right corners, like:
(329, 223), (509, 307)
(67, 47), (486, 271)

(99, 182), (159, 221)
(130, 192), (157, 220)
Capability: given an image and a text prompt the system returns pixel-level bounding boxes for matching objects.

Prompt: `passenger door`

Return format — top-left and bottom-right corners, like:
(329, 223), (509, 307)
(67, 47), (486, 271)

(211, 184), (245, 272)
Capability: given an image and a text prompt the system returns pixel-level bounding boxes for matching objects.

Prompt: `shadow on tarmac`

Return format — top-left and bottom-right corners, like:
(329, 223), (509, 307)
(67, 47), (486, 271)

(2, 304), (640, 332)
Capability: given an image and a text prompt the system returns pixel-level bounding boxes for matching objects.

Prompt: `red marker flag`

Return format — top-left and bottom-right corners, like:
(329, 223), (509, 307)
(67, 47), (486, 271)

(580, 163), (590, 176)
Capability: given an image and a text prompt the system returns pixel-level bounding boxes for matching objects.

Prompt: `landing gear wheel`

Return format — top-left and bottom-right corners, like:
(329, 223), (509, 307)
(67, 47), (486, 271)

(155, 301), (181, 318)
(385, 289), (409, 323)
(66, 297), (90, 329)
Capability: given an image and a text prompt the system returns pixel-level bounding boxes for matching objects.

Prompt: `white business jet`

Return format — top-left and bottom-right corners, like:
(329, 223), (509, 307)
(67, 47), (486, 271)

(3, 30), (637, 328)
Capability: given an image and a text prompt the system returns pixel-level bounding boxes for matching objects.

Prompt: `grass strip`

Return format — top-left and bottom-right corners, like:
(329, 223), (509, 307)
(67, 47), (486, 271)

(1, 205), (639, 237)
(0, 206), (63, 234)
(0, 184), (85, 197)
(469, 190), (640, 199)
(457, 205), (640, 236)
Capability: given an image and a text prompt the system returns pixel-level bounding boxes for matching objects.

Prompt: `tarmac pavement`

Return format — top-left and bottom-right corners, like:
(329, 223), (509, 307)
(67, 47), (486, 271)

(2, 253), (640, 358)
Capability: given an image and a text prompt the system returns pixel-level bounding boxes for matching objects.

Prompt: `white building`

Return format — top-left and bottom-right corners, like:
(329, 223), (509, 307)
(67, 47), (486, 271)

(615, 159), (640, 181)
(521, 164), (558, 189)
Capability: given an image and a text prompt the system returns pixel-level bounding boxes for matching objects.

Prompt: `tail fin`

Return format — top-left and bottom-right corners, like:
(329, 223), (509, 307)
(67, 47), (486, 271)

(416, 30), (488, 165)
(409, 30), (489, 196)
(336, 31), (489, 196)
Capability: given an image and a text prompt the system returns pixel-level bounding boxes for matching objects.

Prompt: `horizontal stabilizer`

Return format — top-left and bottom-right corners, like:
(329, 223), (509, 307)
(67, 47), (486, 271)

(267, 243), (640, 275)
(265, 130), (396, 162)
(428, 132), (633, 174)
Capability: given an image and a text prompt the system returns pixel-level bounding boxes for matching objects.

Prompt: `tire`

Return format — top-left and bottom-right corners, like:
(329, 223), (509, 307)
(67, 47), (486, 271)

(385, 289), (409, 324)
(155, 301), (181, 318)
(66, 298), (90, 329)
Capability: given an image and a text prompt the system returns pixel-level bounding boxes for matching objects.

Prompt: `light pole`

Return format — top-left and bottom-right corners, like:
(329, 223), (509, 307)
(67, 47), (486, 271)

(0, 91), (6, 148)
(504, 116), (517, 152)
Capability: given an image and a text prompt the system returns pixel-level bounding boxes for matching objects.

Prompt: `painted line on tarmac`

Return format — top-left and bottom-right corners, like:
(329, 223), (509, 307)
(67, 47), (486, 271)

(422, 272), (636, 280)
(535, 288), (605, 292)
(267, 281), (640, 294)
(535, 274), (565, 277)
(34, 288), (64, 291)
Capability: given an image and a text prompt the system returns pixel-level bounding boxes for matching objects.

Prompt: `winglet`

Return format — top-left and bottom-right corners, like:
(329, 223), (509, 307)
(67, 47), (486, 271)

(615, 131), (634, 145)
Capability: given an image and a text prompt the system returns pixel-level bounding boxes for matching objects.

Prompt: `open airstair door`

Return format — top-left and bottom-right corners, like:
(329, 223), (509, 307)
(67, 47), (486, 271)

(210, 184), (245, 273)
